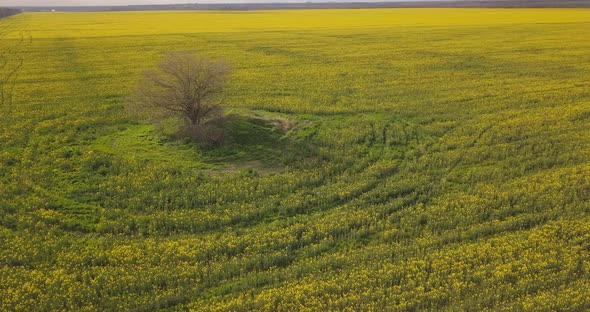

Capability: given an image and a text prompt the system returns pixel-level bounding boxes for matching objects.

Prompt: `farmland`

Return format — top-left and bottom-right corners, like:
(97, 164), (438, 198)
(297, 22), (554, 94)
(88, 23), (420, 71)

(1, 8), (590, 311)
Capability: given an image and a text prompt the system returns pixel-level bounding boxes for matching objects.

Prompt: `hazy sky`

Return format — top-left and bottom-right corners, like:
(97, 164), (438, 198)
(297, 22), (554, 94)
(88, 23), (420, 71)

(4, 0), (421, 5)
(2, 0), (398, 5)
(3, 0), (195, 5)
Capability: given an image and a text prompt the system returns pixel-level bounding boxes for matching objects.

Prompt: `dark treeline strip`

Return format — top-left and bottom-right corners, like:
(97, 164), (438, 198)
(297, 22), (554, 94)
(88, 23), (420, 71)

(19, 0), (590, 12)
(0, 8), (21, 19)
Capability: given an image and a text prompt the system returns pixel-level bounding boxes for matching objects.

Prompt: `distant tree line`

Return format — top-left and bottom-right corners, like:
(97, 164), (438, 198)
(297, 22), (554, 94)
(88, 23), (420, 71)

(0, 8), (22, 19)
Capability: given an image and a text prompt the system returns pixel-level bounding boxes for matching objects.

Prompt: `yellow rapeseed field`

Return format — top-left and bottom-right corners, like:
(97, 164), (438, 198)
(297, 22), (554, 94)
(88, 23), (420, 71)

(1, 8), (589, 311)
(7, 9), (590, 39)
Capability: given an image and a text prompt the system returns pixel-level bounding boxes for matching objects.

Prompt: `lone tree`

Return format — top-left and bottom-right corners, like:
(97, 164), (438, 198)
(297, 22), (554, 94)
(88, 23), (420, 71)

(128, 51), (231, 143)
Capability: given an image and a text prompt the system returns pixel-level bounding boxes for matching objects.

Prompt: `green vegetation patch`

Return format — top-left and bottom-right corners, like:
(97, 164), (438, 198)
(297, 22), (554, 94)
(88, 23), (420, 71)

(1, 9), (590, 312)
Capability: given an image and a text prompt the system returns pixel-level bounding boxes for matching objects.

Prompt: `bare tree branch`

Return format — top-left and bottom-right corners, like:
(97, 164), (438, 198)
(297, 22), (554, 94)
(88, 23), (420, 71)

(127, 51), (231, 143)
